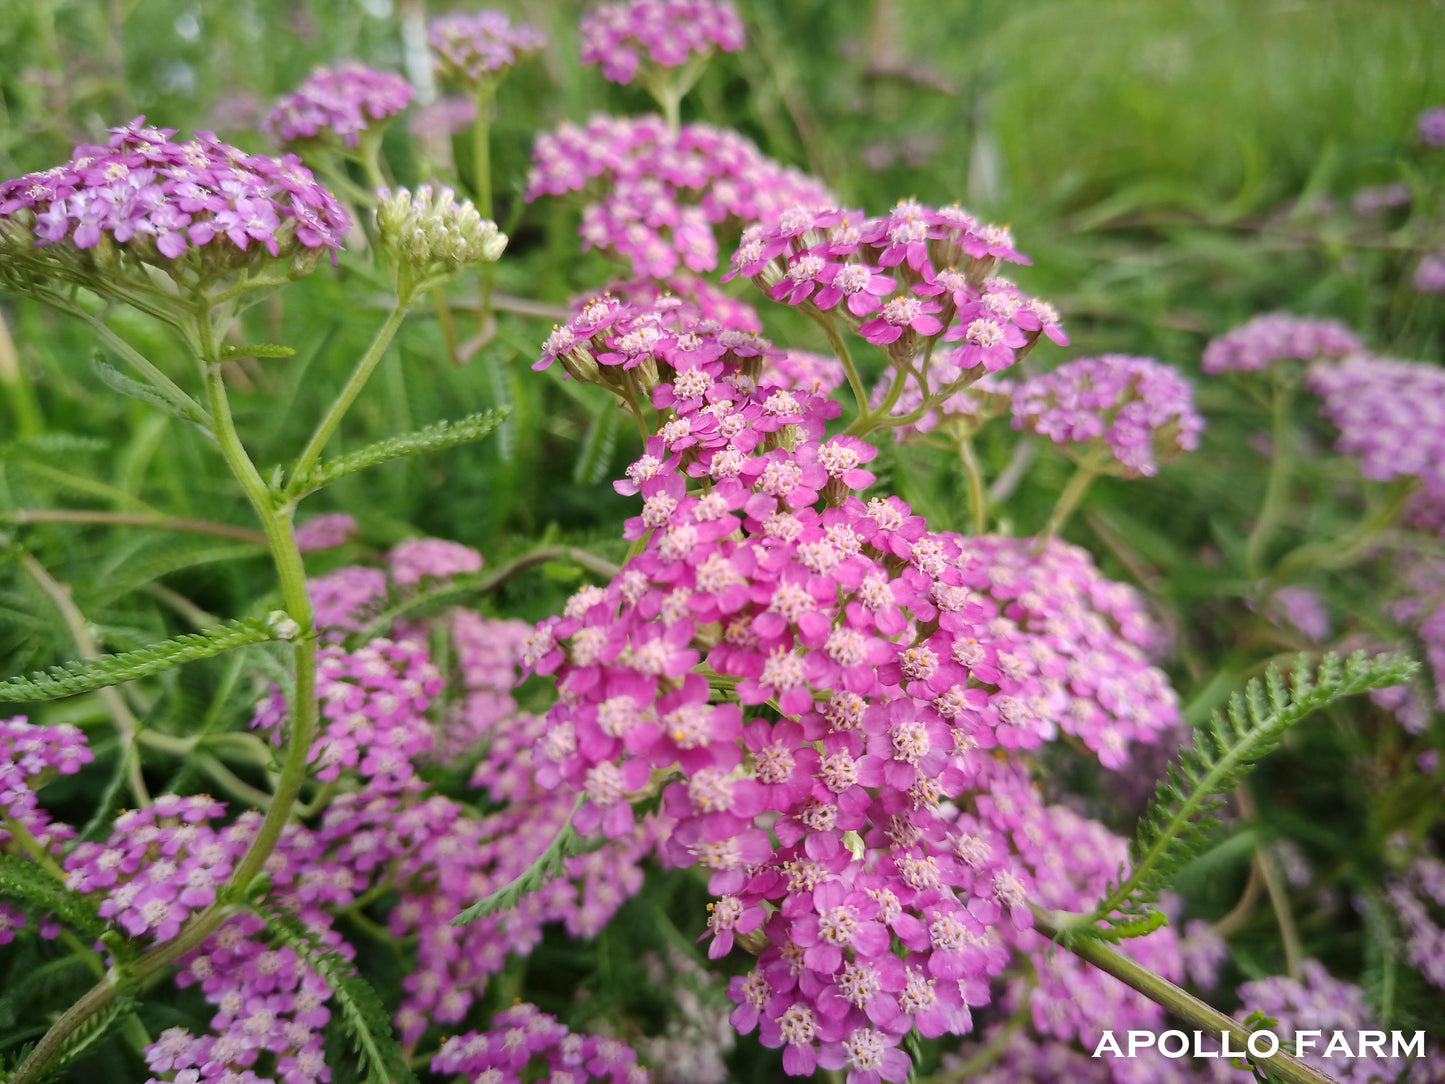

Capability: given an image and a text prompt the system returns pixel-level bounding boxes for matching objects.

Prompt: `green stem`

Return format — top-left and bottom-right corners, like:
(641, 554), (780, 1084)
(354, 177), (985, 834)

(1033, 907), (1338, 1084)
(471, 84), (495, 220)
(1245, 383), (1295, 579)
(431, 287), (461, 365)
(1035, 460), (1100, 550)
(3, 815), (67, 882)
(809, 310), (869, 421)
(956, 432), (988, 534)
(1267, 476), (1416, 587)
(287, 303), (409, 496)
(9, 508), (266, 544)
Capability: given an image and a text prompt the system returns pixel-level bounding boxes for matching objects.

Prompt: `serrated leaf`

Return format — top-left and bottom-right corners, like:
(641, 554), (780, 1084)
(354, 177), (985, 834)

(452, 798), (605, 926)
(256, 904), (417, 1084)
(1083, 651), (1415, 937)
(0, 856), (109, 943)
(0, 616), (282, 703)
(92, 357), (209, 426)
(288, 409), (508, 498)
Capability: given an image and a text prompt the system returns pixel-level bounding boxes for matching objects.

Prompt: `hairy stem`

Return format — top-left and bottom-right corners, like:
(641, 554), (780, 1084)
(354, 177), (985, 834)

(288, 303), (409, 494)
(1035, 460), (1100, 550)
(1244, 382), (1295, 579)
(1033, 906), (1339, 1084)
(809, 310), (869, 422)
(956, 432), (988, 534)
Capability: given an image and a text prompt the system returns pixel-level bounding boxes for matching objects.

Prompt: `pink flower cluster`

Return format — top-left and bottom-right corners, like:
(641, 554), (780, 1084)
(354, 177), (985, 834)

(262, 63), (413, 147)
(1388, 850), (1445, 991)
(293, 512), (357, 553)
(1420, 105), (1445, 147)
(0, 117), (349, 262)
(428, 10), (546, 84)
(387, 535), (485, 586)
(1390, 558), (1445, 715)
(303, 535), (484, 637)
(251, 637), (443, 789)
(1306, 354), (1445, 501)
(522, 299), (1185, 1080)
(957, 535), (1180, 767)
(432, 1001), (649, 1082)
(1201, 312), (1361, 373)
(725, 201), (1062, 374)
(65, 794), (236, 943)
(526, 115), (834, 278)
(579, 0), (745, 84)
(1011, 355), (1204, 477)
(1213, 960), (1444, 1084)
(0, 715), (90, 852)
(1416, 251), (1445, 294)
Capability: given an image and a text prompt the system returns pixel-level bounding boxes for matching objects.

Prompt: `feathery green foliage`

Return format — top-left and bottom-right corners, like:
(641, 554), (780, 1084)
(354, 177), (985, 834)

(452, 798), (605, 927)
(1084, 651), (1416, 937)
(286, 409), (508, 499)
(0, 616), (285, 703)
(92, 357), (208, 426)
(0, 856), (109, 944)
(257, 904), (417, 1084)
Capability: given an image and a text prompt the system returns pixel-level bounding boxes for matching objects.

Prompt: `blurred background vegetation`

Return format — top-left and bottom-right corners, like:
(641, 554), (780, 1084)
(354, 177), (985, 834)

(2, 1), (1444, 1076)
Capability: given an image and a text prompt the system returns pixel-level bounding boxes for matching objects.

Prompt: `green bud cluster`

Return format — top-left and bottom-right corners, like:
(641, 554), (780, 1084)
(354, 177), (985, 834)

(375, 186), (507, 301)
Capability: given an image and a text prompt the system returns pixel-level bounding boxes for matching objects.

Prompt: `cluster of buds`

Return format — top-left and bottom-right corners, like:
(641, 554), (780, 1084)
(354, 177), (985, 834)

(374, 185), (506, 301)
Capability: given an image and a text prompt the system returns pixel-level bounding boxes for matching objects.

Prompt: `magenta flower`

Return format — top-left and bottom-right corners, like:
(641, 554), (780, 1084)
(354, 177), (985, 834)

(428, 10), (545, 84)
(857, 296), (943, 345)
(580, 0), (745, 84)
(263, 63), (413, 147)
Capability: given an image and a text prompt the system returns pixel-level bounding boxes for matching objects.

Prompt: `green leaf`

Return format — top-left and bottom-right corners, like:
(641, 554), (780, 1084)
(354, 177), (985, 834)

(347, 570), (489, 646)
(288, 409), (508, 498)
(1083, 651), (1416, 938)
(256, 904), (417, 1084)
(0, 616), (286, 703)
(452, 798), (604, 927)
(573, 400), (619, 486)
(0, 856), (110, 944)
(91, 357), (207, 425)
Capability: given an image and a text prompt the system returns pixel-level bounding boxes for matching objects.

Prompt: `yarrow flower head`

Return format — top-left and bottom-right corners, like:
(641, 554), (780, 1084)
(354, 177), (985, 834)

(0, 118), (349, 306)
(262, 63), (413, 148)
(374, 184), (506, 299)
(428, 10), (546, 86)
(1306, 353), (1445, 502)
(580, 0), (746, 85)
(1011, 355), (1204, 477)
(726, 203), (1058, 384)
(1, 716), (91, 850)
(527, 115), (834, 278)
(1201, 312), (1361, 373)
(521, 291), (1185, 1081)
(432, 1002), (650, 1082)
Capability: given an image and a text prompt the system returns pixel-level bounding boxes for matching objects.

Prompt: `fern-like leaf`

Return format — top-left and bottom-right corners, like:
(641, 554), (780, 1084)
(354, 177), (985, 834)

(92, 357), (208, 426)
(452, 798), (604, 927)
(0, 856), (110, 944)
(257, 904), (417, 1084)
(288, 409), (508, 498)
(346, 570), (490, 646)
(0, 615), (288, 703)
(1084, 651), (1414, 937)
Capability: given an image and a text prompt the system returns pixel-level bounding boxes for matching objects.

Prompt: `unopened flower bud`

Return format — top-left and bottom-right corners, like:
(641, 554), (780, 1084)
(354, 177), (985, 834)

(376, 185), (507, 300)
